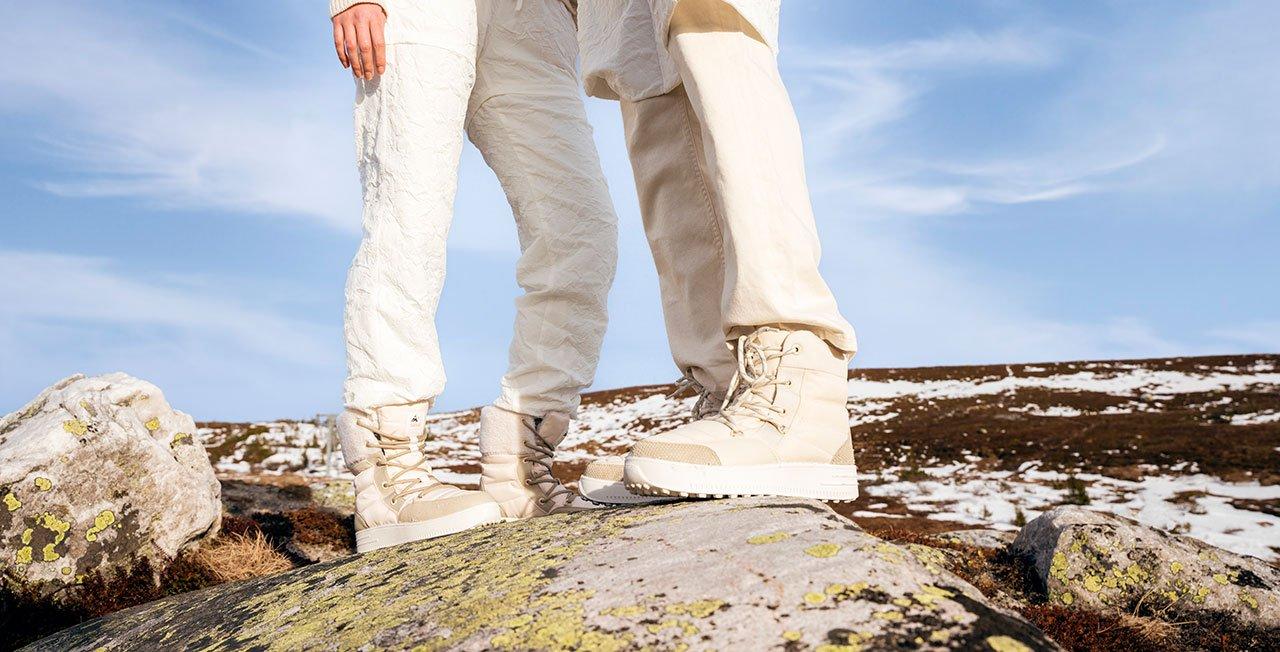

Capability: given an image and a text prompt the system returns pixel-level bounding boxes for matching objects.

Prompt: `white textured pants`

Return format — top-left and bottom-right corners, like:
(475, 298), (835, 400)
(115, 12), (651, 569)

(620, 0), (856, 397)
(344, 0), (618, 417)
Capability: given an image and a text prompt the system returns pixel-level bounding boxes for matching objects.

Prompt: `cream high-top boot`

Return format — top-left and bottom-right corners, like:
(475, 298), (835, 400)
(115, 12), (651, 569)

(479, 405), (598, 517)
(578, 374), (722, 505)
(340, 404), (503, 553)
(622, 327), (858, 501)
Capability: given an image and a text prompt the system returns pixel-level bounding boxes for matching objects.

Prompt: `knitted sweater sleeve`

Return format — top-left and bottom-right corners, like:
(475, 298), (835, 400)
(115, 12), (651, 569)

(330, 0), (385, 18)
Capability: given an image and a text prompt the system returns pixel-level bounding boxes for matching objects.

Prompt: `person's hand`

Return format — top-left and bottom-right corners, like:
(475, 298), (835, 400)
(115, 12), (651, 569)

(333, 3), (386, 80)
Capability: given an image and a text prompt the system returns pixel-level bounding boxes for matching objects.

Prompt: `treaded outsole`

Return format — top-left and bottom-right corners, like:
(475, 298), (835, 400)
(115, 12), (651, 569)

(623, 481), (859, 503)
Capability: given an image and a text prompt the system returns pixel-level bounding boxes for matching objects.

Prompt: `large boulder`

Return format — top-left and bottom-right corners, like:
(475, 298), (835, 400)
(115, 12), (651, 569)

(1012, 506), (1280, 628)
(29, 498), (1059, 651)
(0, 373), (221, 598)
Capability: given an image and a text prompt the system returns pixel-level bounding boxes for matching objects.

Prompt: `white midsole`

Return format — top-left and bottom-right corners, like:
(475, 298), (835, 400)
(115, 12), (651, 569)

(578, 475), (673, 505)
(355, 502), (504, 553)
(624, 457), (859, 501)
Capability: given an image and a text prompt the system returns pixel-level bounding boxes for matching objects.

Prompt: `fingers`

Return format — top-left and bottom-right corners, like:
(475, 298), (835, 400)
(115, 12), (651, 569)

(355, 20), (376, 80)
(344, 21), (365, 79)
(370, 16), (386, 75)
(333, 21), (349, 68)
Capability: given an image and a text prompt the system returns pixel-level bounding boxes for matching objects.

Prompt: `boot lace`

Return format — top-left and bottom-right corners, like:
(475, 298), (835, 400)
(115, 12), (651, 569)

(669, 370), (723, 419)
(359, 418), (441, 505)
(521, 417), (574, 509)
(711, 334), (799, 436)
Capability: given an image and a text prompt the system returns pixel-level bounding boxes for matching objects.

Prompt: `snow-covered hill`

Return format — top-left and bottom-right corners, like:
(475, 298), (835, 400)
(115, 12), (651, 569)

(199, 354), (1280, 561)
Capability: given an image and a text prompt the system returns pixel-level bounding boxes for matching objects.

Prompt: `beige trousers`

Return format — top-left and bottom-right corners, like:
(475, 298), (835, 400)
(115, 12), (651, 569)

(344, 0), (617, 418)
(620, 1), (856, 397)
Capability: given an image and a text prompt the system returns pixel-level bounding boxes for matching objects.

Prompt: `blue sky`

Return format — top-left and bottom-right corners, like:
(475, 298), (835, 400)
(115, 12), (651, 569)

(2, 1), (1277, 421)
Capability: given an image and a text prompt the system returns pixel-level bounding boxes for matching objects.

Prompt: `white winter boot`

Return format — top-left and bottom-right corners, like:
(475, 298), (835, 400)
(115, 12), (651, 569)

(341, 404), (503, 553)
(623, 327), (858, 501)
(578, 373), (722, 505)
(479, 405), (598, 517)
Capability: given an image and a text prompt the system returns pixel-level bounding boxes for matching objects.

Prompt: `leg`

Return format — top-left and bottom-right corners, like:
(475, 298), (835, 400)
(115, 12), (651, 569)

(621, 0), (858, 501)
(342, 5), (478, 419)
(666, 0), (857, 355)
(341, 0), (501, 551)
(467, 0), (619, 419)
(469, 0), (617, 516)
(621, 87), (737, 400)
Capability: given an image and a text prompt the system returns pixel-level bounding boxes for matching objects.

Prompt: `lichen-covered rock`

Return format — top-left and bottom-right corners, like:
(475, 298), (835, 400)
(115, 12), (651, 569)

(1012, 506), (1280, 628)
(1, 373), (220, 598)
(939, 529), (1017, 551)
(29, 498), (1058, 651)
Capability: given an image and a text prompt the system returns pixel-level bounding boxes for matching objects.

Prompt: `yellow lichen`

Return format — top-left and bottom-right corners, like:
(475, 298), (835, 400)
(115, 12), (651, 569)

(1060, 592), (1074, 606)
(874, 610), (903, 621)
(805, 543), (842, 558)
(747, 531), (790, 545)
(1083, 575), (1103, 593)
(1194, 587), (1210, 603)
(1213, 573), (1229, 585)
(38, 512), (71, 547)
(33, 477), (53, 491)
(892, 597), (912, 607)
(41, 543), (61, 562)
(1239, 592), (1259, 611)
(1163, 591), (1178, 602)
(63, 419), (89, 435)
(21, 528), (33, 545)
(15, 547), (33, 565)
(782, 630), (803, 642)
(803, 592), (826, 605)
(986, 635), (1032, 652)
(930, 630), (951, 643)
(825, 583), (846, 595)
(145, 418), (161, 431)
(1049, 552), (1069, 582)
(3, 492), (20, 512)
(171, 432), (193, 447)
(1169, 561), (1183, 573)
(665, 599), (723, 618)
(86, 510), (117, 542)
(600, 605), (645, 618)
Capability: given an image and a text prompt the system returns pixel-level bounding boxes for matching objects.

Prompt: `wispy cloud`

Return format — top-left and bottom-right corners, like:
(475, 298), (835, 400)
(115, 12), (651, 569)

(0, 3), (358, 230)
(0, 250), (342, 419)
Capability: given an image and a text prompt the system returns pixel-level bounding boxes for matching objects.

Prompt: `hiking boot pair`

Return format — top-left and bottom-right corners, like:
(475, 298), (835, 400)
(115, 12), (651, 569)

(343, 404), (591, 553)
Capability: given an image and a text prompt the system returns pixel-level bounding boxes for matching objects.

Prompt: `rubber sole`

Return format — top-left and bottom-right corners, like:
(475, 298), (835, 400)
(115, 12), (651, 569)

(355, 502), (504, 553)
(623, 457), (859, 502)
(578, 475), (677, 506)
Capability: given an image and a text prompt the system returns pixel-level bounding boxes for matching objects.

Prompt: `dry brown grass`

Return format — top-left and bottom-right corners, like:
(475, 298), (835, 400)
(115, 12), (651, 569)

(193, 531), (292, 583)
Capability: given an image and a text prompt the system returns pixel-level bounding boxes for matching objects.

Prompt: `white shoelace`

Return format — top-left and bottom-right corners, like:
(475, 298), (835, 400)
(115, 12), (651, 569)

(521, 417), (574, 509)
(711, 334), (799, 436)
(669, 369), (723, 419)
(359, 418), (445, 505)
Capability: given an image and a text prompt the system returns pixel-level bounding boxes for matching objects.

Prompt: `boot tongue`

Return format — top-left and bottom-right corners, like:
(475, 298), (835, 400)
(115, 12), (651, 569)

(376, 406), (437, 483)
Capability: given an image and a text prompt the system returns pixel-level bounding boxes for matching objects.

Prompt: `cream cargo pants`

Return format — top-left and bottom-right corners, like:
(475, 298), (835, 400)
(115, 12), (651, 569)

(620, 0), (856, 397)
(344, 0), (618, 418)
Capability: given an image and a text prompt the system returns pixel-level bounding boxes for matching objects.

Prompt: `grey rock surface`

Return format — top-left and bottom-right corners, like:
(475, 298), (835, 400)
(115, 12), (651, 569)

(1012, 506), (1279, 628)
(939, 529), (1017, 551)
(1, 373), (221, 598)
(30, 498), (1059, 651)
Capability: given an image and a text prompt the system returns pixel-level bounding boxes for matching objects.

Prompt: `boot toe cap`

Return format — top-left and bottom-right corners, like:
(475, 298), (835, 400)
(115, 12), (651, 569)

(629, 440), (721, 466)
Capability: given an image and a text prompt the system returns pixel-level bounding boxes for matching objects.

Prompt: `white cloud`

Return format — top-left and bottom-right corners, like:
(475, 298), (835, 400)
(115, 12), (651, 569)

(0, 3), (359, 230)
(0, 250), (341, 419)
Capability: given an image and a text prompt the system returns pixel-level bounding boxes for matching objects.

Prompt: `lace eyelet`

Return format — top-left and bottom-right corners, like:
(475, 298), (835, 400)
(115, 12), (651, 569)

(380, 482), (390, 489)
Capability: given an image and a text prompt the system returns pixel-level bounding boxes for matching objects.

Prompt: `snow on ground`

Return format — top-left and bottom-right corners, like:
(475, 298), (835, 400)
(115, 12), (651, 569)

(847, 367), (1280, 403)
(863, 463), (1280, 561)
(202, 357), (1280, 561)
